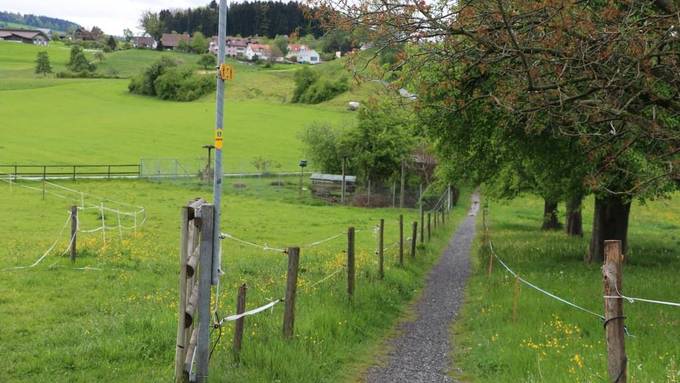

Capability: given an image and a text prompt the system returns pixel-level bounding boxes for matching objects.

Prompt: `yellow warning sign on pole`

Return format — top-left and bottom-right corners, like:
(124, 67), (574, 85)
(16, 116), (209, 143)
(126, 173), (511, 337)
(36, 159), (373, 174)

(219, 64), (233, 81)
(215, 128), (224, 149)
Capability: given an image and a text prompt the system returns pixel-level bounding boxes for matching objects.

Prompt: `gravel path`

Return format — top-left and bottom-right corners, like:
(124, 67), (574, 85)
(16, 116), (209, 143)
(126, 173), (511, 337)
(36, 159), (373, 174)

(364, 193), (480, 383)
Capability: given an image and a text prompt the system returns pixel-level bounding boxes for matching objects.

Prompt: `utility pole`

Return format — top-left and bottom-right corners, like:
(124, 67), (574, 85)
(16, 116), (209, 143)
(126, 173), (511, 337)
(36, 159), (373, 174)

(211, 0), (227, 285)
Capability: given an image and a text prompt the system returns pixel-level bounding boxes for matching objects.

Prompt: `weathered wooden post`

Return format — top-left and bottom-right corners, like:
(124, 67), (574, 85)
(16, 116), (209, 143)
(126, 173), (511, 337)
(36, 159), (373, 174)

(175, 206), (190, 383)
(283, 247), (300, 338)
(175, 200), (204, 383)
(196, 204), (214, 382)
(70, 206), (78, 262)
(420, 205), (424, 244)
(434, 208), (438, 230)
(398, 215), (404, 266)
(399, 160), (405, 208)
(233, 283), (247, 358)
(427, 213), (431, 241)
(410, 221), (417, 258)
(347, 227), (355, 298)
(512, 275), (521, 323)
(603, 240), (626, 383)
(378, 219), (384, 279)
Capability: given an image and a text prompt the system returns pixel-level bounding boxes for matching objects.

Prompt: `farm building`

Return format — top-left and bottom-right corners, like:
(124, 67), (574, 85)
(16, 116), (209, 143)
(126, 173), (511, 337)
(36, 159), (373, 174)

(73, 27), (103, 41)
(310, 173), (356, 197)
(160, 33), (190, 50)
(132, 36), (156, 49)
(0, 28), (49, 45)
(287, 44), (321, 64)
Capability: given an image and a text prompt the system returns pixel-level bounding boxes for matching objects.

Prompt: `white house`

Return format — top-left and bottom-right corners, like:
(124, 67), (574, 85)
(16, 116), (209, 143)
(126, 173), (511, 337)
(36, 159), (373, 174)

(245, 43), (272, 61)
(286, 44), (320, 64)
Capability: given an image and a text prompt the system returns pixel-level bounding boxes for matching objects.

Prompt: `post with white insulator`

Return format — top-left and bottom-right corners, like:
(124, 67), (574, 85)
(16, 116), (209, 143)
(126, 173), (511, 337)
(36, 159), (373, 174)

(70, 205), (78, 262)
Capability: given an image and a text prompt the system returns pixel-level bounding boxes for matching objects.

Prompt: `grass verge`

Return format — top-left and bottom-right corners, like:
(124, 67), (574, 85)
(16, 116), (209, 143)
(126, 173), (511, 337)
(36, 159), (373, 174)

(452, 193), (680, 382)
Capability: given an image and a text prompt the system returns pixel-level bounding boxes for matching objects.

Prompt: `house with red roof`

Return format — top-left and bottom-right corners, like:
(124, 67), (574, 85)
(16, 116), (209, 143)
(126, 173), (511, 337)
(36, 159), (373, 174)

(286, 44), (321, 64)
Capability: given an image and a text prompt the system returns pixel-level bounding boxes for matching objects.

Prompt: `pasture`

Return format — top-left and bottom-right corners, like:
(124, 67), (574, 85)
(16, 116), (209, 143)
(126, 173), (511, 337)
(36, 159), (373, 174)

(0, 40), (466, 382)
(0, 177), (470, 382)
(454, 194), (680, 382)
(0, 41), (370, 169)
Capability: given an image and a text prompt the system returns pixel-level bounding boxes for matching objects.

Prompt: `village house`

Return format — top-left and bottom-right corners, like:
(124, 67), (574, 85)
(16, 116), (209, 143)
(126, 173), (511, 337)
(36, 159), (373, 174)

(160, 33), (190, 50)
(209, 36), (258, 58)
(132, 36), (156, 49)
(245, 43), (272, 61)
(286, 44), (321, 64)
(73, 27), (103, 41)
(0, 28), (49, 45)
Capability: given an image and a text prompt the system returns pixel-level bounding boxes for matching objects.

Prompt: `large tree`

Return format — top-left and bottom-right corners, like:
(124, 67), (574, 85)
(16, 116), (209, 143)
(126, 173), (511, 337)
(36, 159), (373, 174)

(321, 0), (680, 262)
(139, 11), (164, 49)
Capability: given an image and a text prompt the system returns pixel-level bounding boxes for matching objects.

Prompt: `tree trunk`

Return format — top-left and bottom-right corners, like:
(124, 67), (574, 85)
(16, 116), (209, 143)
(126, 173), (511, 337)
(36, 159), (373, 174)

(587, 195), (631, 263)
(541, 199), (561, 230)
(565, 195), (584, 237)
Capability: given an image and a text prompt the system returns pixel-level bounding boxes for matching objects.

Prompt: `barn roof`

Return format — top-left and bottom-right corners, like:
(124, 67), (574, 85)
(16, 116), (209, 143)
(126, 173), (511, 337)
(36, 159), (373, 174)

(310, 173), (357, 183)
(0, 28), (49, 41)
(161, 33), (190, 47)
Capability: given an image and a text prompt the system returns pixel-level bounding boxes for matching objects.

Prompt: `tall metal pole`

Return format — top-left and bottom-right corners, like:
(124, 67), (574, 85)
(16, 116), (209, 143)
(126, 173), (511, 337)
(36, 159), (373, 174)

(211, 0), (227, 285)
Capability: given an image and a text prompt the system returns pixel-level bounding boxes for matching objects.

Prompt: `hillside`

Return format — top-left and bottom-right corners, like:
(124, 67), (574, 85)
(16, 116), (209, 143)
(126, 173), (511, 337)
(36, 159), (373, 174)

(0, 11), (79, 32)
(0, 41), (374, 170)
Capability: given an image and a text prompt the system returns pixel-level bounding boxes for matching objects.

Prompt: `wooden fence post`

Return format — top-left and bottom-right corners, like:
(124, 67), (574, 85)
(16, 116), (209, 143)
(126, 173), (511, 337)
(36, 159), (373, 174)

(410, 221), (417, 258)
(427, 213), (431, 241)
(420, 206), (424, 244)
(347, 228), (355, 298)
(233, 283), (247, 358)
(70, 206), (78, 262)
(512, 275), (521, 323)
(399, 215), (404, 266)
(194, 204), (214, 383)
(174, 207), (190, 383)
(434, 209), (438, 230)
(283, 247), (300, 338)
(603, 240), (626, 383)
(378, 219), (384, 279)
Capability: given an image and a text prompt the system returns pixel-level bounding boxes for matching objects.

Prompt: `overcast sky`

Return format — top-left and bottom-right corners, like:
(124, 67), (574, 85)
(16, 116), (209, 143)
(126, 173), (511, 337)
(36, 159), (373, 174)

(0, 0), (216, 35)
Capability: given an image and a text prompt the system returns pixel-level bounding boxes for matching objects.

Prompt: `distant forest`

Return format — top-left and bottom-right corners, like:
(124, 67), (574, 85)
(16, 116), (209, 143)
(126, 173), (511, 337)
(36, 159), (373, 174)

(0, 11), (80, 32)
(158, 1), (323, 38)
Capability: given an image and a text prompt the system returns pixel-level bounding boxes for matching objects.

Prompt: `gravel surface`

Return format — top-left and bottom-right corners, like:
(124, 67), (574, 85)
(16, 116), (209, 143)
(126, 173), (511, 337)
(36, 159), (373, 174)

(364, 193), (480, 383)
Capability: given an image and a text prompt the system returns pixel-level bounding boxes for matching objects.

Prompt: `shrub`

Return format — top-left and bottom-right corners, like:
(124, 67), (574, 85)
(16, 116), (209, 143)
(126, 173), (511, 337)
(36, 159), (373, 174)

(129, 57), (212, 101)
(297, 77), (349, 104)
(292, 66), (320, 103)
(67, 45), (96, 73)
(128, 56), (177, 96)
(153, 67), (213, 101)
(197, 54), (216, 70)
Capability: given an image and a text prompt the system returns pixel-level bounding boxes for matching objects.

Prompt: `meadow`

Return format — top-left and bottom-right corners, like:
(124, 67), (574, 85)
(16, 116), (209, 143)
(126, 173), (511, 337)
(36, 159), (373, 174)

(0, 40), (467, 382)
(0, 41), (373, 169)
(453, 194), (680, 382)
(0, 176), (470, 382)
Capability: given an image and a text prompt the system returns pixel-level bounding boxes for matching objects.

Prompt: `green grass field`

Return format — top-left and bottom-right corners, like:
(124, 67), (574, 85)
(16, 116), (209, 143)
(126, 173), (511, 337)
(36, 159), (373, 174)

(0, 39), (472, 382)
(0, 177), (470, 382)
(453, 194), (680, 382)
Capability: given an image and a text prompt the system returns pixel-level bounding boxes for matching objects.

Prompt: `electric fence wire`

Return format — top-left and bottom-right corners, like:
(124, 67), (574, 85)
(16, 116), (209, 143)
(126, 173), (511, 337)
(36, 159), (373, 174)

(483, 209), (607, 321)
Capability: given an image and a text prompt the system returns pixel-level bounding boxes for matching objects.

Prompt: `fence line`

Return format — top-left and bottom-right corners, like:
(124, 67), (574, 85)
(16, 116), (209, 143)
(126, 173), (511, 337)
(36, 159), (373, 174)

(604, 286), (680, 308)
(483, 209), (606, 321)
(1, 213), (72, 271)
(216, 299), (282, 326)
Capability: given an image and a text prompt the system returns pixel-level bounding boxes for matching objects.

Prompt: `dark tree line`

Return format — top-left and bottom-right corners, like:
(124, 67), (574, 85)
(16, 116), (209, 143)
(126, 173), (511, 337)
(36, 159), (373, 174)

(0, 11), (80, 32)
(156, 1), (323, 38)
